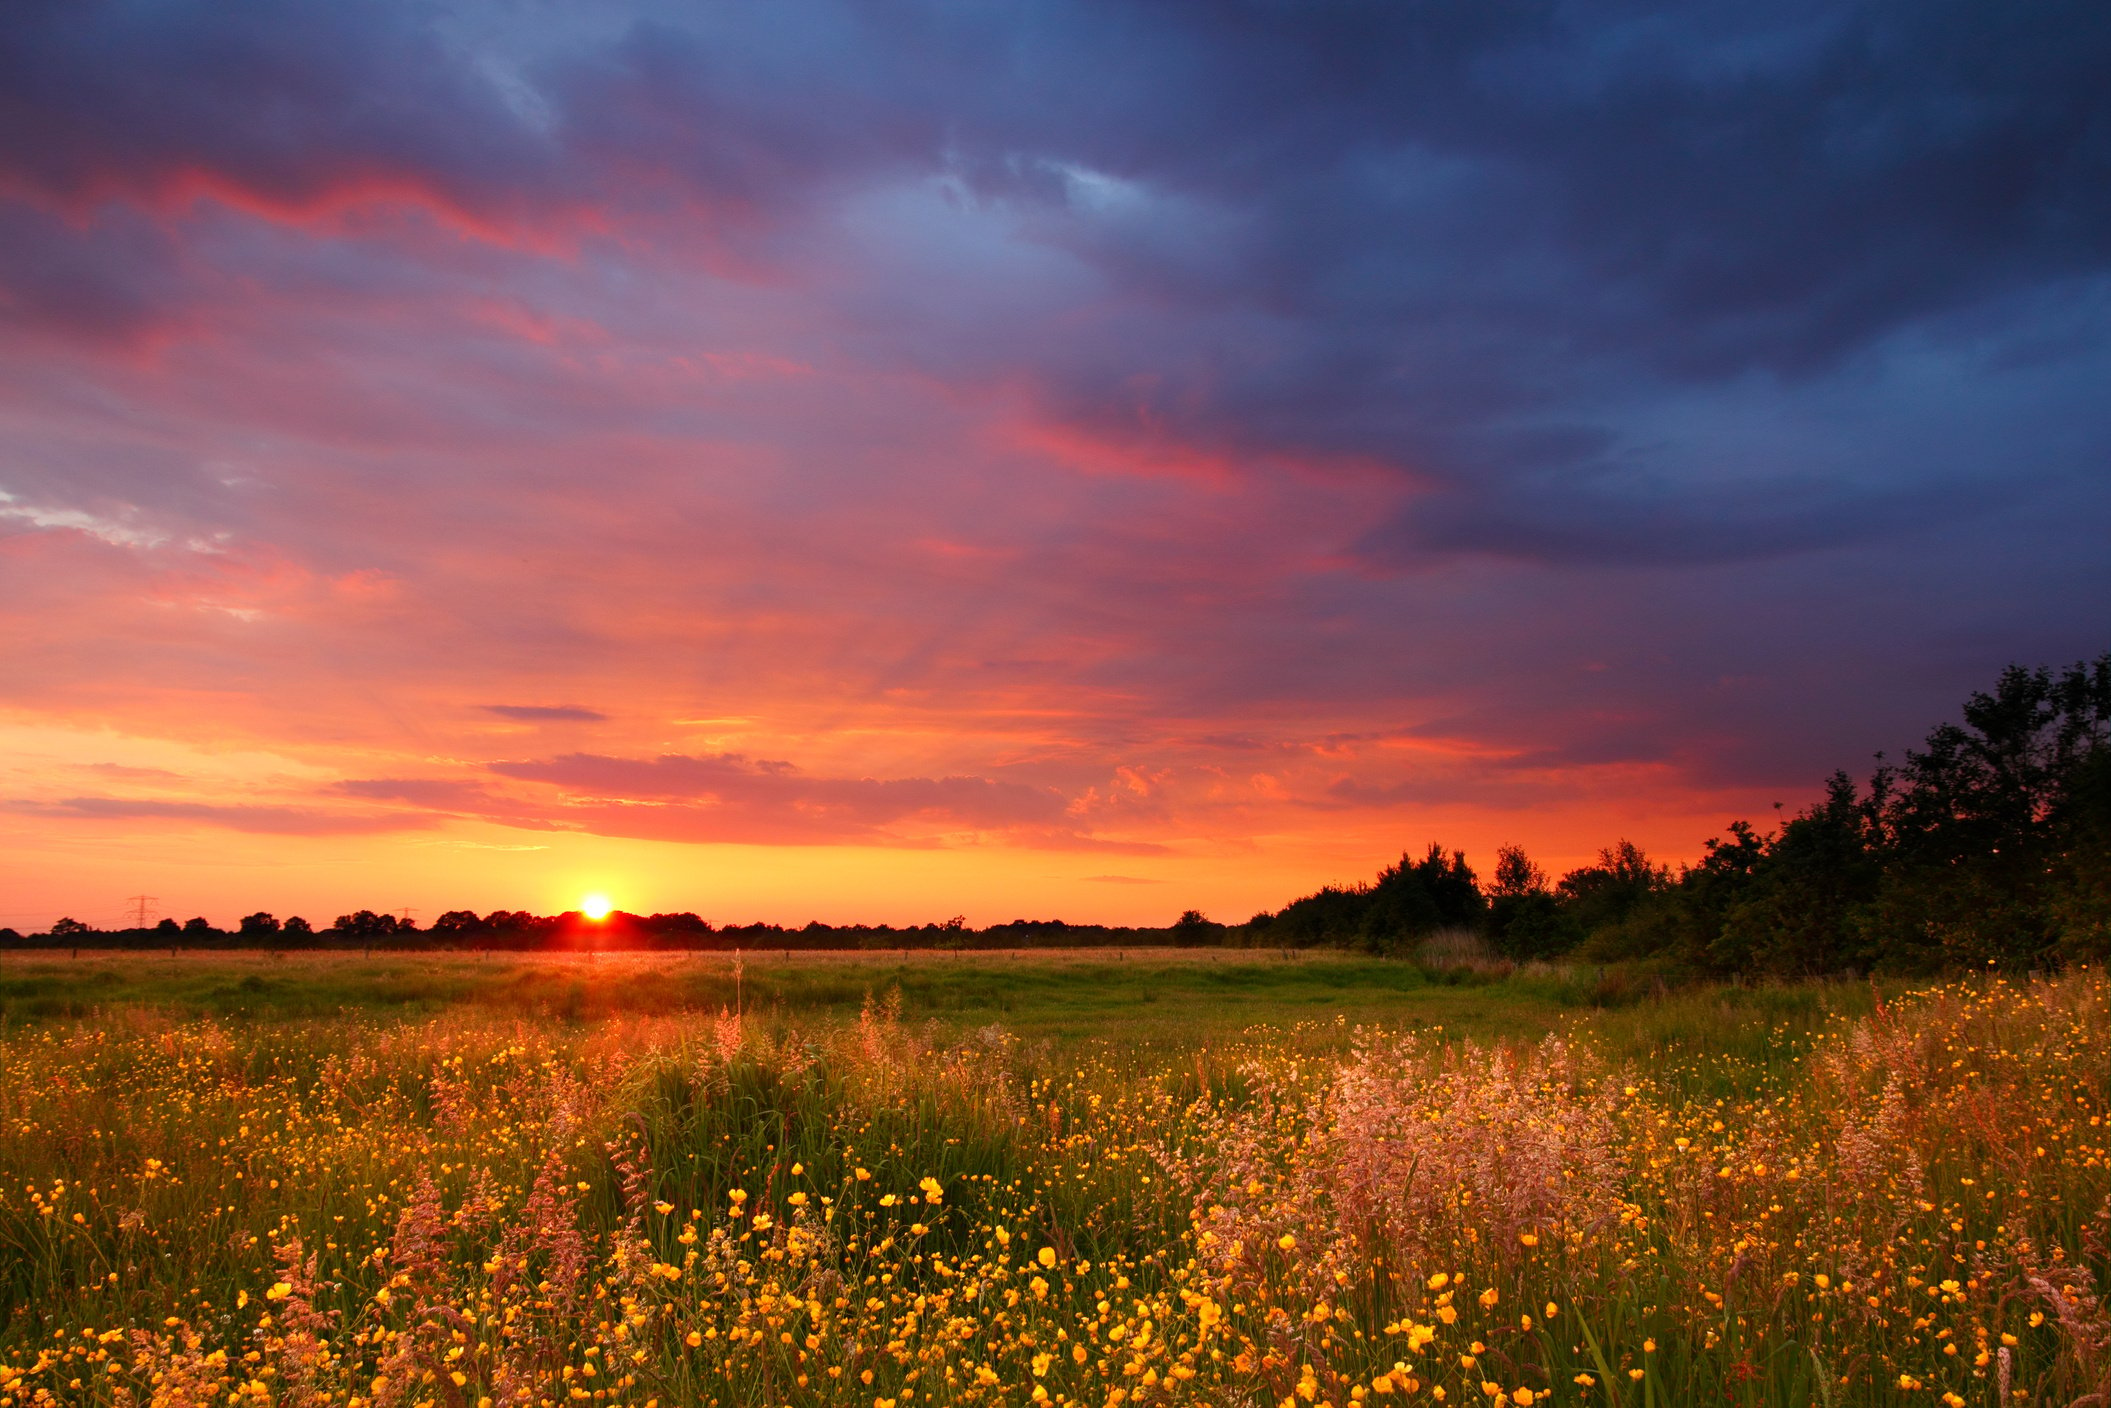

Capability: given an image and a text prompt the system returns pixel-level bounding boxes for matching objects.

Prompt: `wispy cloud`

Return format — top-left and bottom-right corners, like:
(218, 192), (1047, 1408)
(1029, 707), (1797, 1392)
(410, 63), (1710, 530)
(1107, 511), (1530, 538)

(480, 704), (609, 723)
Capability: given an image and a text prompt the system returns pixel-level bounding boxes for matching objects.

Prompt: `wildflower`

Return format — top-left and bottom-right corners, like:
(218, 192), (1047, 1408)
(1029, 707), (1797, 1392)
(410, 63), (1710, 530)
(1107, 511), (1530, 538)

(1279, 1234), (1298, 1251)
(1039, 1247), (1059, 1268)
(1479, 1288), (1499, 1309)
(919, 1176), (943, 1202)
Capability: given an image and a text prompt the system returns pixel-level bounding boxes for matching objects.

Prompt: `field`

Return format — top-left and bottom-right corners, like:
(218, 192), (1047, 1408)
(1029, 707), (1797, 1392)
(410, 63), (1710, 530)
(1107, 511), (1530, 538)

(1, 952), (2106, 1407)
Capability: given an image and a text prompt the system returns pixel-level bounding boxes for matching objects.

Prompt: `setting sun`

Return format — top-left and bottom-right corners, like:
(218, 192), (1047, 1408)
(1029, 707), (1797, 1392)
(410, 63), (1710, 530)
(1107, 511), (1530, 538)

(580, 894), (613, 921)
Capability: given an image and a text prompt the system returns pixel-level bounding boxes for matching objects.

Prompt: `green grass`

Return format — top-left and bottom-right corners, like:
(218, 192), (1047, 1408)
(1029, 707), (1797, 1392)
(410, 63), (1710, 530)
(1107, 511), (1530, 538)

(0, 947), (1874, 1081)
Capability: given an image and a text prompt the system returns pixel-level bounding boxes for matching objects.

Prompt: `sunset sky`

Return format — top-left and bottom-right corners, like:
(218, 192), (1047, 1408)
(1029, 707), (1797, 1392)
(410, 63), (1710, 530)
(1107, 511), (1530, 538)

(3, 0), (2109, 930)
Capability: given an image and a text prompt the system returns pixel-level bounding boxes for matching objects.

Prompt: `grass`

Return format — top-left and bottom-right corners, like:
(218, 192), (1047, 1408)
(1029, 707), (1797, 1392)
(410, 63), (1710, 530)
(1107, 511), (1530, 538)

(0, 953), (2097, 1407)
(0, 948), (1868, 1061)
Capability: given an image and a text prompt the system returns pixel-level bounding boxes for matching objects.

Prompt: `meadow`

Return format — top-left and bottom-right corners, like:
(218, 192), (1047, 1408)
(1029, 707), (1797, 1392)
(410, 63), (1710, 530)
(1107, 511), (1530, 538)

(0, 951), (2105, 1407)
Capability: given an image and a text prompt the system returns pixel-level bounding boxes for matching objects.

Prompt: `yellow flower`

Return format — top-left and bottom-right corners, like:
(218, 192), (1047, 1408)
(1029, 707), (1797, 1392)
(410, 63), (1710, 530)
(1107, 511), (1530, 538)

(1279, 1234), (1298, 1251)
(1479, 1288), (1499, 1309)
(265, 1283), (292, 1302)
(1039, 1247), (1059, 1268)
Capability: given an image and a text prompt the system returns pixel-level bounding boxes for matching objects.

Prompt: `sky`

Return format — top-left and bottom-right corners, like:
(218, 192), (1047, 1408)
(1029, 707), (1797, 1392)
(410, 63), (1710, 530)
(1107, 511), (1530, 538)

(2, 0), (2109, 931)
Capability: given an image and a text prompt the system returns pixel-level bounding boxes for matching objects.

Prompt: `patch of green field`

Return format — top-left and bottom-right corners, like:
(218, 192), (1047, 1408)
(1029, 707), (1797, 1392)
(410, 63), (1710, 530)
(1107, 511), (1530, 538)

(0, 948), (1871, 1082)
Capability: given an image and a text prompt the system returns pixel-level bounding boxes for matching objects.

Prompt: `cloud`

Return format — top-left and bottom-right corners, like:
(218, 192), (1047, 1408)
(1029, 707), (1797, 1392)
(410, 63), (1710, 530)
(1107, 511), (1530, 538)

(332, 778), (498, 807)
(1365, 468), (2001, 568)
(7, 797), (434, 836)
(480, 703), (608, 722)
(487, 751), (1071, 839)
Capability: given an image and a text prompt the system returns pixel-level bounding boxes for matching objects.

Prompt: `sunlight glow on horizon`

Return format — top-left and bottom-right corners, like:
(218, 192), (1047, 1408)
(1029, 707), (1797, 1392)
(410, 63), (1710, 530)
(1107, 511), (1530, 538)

(581, 894), (613, 921)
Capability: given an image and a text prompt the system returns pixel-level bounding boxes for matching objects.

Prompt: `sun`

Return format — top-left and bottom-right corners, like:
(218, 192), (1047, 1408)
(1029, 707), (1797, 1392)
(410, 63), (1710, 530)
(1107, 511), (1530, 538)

(580, 893), (613, 921)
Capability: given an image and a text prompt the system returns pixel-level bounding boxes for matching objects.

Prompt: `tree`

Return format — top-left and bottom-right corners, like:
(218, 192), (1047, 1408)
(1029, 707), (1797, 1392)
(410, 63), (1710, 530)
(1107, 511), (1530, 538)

(332, 910), (405, 947)
(1562, 841), (1667, 926)
(50, 917), (92, 936)
(1486, 845), (1569, 960)
(1862, 656), (2111, 970)
(1711, 779), (1883, 974)
(432, 911), (484, 945)
(1563, 841), (1671, 958)
(1172, 909), (1223, 947)
(238, 912), (281, 941)
(1361, 844), (1483, 953)
(2050, 748), (2111, 959)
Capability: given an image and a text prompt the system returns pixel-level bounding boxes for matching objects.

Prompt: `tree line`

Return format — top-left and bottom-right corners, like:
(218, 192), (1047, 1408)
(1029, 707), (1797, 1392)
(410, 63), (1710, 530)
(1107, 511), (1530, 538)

(1246, 655), (2111, 974)
(0, 909), (1190, 953)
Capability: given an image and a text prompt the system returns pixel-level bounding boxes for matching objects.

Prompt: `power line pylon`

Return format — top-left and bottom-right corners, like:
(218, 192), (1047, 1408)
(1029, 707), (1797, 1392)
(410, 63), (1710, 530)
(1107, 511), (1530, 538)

(125, 895), (159, 928)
